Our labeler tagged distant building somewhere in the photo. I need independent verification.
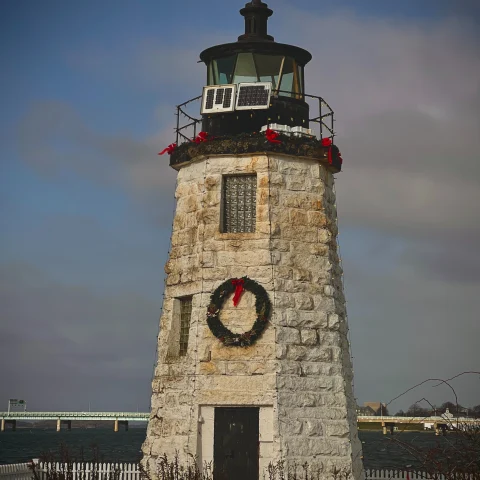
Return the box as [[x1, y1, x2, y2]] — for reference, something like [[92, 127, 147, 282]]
[[363, 402, 387, 416], [356, 405, 376, 416]]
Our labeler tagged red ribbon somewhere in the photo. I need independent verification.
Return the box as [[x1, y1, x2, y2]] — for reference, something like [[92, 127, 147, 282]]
[[321, 138, 343, 166], [193, 131, 209, 144], [321, 138, 333, 164], [231, 278, 245, 307], [265, 128, 282, 144], [158, 143, 176, 155]]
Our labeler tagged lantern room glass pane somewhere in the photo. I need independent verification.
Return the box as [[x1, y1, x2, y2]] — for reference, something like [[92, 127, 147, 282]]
[[253, 54, 283, 88], [223, 175, 257, 233], [212, 55, 236, 85], [279, 57, 295, 96], [232, 53, 258, 84]]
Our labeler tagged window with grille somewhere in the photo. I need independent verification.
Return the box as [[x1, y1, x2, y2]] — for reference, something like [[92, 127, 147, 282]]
[[222, 175, 257, 233], [179, 297, 192, 356]]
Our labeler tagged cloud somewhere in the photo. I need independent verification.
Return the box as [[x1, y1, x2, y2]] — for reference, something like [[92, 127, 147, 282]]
[[16, 100, 178, 202], [0, 263, 159, 411]]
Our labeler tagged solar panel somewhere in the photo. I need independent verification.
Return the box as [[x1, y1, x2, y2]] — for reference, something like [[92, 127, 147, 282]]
[[235, 82, 272, 110], [201, 85, 236, 114]]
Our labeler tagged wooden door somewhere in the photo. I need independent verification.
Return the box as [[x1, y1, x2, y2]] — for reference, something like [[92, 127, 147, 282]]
[[213, 407, 259, 480]]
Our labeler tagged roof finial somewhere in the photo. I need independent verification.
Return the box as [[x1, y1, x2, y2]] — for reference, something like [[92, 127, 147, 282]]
[[239, 0, 274, 42]]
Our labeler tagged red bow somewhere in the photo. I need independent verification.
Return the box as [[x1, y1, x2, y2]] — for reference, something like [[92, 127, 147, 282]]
[[265, 128, 282, 144], [231, 278, 245, 307], [158, 143, 177, 155], [193, 131, 209, 144], [321, 138, 333, 164]]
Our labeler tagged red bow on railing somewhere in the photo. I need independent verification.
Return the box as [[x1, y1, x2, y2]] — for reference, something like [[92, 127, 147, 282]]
[[231, 278, 245, 307], [265, 128, 282, 144], [193, 131, 210, 144], [321, 137, 333, 164], [158, 143, 177, 155]]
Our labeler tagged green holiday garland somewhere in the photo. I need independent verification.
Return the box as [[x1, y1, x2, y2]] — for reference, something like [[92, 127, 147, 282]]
[[169, 131, 343, 172], [206, 276, 271, 347]]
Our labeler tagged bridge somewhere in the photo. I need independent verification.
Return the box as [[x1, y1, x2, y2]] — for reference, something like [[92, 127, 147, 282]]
[[1, 412, 478, 433], [0, 412, 149, 432], [357, 415, 480, 435]]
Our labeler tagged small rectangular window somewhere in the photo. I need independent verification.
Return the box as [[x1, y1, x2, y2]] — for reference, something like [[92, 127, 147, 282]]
[[222, 175, 257, 233], [179, 297, 193, 356]]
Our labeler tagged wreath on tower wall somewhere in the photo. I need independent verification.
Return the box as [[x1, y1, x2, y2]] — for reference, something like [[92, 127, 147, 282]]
[[206, 276, 271, 347]]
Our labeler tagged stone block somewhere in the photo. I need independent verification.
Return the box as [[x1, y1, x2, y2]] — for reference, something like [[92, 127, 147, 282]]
[[277, 160, 310, 176], [301, 362, 335, 376], [283, 437, 349, 457], [324, 285, 335, 297], [287, 345, 332, 362], [276, 326, 301, 344], [277, 360, 301, 375], [328, 313, 341, 330], [325, 422, 350, 438], [304, 419, 324, 436], [289, 209, 308, 226], [313, 295, 336, 313], [305, 176, 324, 193], [275, 292, 295, 308], [205, 174, 221, 190], [282, 419, 303, 436], [226, 361, 249, 375], [293, 268, 312, 281], [199, 361, 224, 375], [294, 293, 314, 310], [200, 251, 215, 268], [257, 187, 269, 205], [286, 175, 306, 191], [197, 207, 219, 224], [300, 329, 318, 345], [177, 194, 198, 214], [318, 229, 332, 244], [308, 211, 328, 227], [269, 172, 285, 186], [275, 266, 293, 279], [202, 267, 228, 280]]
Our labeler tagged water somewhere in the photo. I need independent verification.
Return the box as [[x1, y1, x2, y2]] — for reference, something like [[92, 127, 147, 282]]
[[0, 428, 451, 469]]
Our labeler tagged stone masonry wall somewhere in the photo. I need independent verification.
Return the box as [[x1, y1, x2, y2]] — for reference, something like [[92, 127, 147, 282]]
[[142, 153, 363, 479]]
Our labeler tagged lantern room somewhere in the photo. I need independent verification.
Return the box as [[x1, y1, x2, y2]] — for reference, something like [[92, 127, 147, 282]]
[[199, 0, 312, 137]]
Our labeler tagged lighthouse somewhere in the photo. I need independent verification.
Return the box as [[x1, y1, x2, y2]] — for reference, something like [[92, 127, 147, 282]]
[[142, 2, 364, 479]]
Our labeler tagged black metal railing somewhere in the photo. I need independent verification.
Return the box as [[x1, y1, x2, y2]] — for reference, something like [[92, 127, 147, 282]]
[[174, 90, 334, 145]]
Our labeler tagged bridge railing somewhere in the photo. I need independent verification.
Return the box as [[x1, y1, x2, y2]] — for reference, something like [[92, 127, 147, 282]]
[[0, 413, 150, 420]]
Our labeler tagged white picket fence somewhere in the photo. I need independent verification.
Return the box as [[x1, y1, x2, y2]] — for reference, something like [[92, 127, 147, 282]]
[[0, 462, 141, 480], [0, 462, 35, 480], [0, 463, 476, 480]]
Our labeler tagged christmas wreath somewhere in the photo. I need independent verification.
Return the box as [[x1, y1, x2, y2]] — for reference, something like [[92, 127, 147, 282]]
[[206, 277, 271, 347]]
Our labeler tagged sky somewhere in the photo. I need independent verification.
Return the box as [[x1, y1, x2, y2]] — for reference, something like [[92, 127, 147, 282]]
[[1, 0, 479, 415]]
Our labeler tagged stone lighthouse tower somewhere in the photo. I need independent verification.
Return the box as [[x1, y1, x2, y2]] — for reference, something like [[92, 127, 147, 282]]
[[142, 2, 364, 479]]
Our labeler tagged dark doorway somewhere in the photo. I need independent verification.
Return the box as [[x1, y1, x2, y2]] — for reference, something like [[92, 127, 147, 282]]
[[213, 407, 259, 480]]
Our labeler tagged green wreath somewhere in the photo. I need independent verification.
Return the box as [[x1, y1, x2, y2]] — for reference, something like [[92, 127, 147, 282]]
[[206, 276, 271, 347]]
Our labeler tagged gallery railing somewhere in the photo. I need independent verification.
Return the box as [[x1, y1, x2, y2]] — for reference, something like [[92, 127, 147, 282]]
[[174, 90, 334, 146]]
